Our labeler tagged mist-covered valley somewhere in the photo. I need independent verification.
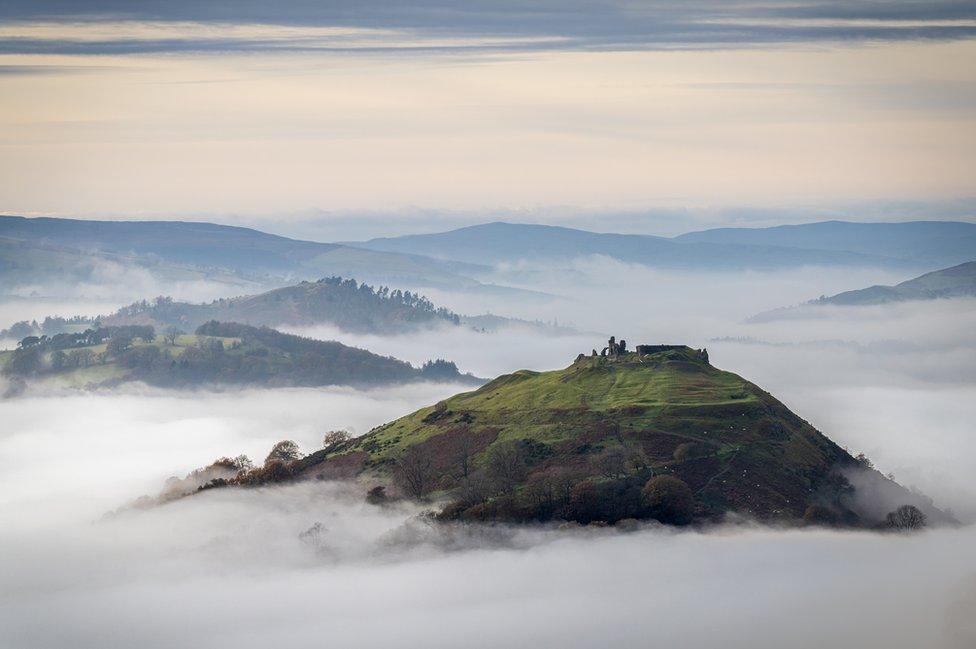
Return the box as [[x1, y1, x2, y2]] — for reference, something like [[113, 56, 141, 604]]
[[5, 1, 976, 642], [2, 249, 976, 648], [2, 385, 976, 649]]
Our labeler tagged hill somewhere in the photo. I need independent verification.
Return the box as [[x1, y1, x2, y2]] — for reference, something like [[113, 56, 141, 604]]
[[0, 235, 261, 295], [346, 221, 921, 270], [201, 345, 950, 529], [749, 261, 976, 321], [0, 215, 502, 293], [101, 277, 462, 335], [0, 321, 481, 394], [676, 220, 976, 268]]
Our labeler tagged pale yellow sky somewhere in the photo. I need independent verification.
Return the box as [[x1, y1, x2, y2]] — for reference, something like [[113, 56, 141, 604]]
[[1, 34, 974, 218]]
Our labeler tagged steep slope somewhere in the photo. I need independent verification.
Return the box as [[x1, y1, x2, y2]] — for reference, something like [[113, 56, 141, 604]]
[[677, 220, 976, 267], [102, 277, 462, 335], [347, 222, 914, 270], [289, 347, 950, 527], [749, 261, 976, 321]]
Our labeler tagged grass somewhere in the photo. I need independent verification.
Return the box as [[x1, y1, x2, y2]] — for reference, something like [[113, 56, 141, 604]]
[[351, 348, 759, 463], [1, 334, 242, 386], [316, 345, 860, 522]]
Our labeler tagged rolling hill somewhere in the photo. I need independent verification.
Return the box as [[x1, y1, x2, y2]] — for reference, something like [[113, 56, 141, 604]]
[[101, 277, 463, 335], [0, 215, 500, 293], [203, 345, 951, 528], [346, 221, 936, 270], [676, 220, 976, 267], [0, 321, 482, 394], [749, 261, 976, 321]]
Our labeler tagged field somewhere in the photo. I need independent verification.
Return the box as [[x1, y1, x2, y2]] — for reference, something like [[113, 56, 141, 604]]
[[0, 334, 242, 388]]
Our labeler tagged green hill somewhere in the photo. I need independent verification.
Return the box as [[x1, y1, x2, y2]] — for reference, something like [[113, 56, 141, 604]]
[[273, 346, 950, 528], [102, 277, 462, 335], [0, 322, 481, 394]]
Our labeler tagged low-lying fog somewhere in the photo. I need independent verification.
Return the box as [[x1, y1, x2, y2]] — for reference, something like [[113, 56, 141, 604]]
[[3, 260, 975, 647], [2, 387, 975, 649]]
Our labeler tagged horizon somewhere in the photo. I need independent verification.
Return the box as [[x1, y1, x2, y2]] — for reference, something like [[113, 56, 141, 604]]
[[2, 1, 976, 236], [5, 210, 976, 243]]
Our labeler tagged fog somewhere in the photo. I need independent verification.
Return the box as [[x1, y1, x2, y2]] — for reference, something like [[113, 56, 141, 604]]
[[3, 259, 975, 647], [1, 387, 975, 649]]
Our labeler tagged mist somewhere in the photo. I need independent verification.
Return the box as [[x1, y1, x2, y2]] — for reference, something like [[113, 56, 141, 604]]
[[3, 257, 975, 647], [1, 386, 975, 649]]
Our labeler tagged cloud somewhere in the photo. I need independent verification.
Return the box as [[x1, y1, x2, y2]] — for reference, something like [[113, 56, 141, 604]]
[[2, 260, 976, 647], [0, 1, 974, 56], [1, 393, 974, 649]]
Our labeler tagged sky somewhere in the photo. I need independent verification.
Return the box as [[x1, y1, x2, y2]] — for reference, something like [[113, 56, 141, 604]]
[[0, 1, 974, 235]]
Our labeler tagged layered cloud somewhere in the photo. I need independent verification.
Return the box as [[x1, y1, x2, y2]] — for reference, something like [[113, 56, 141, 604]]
[[1, 1, 975, 56]]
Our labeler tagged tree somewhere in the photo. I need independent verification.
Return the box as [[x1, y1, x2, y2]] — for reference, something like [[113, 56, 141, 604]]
[[450, 433, 477, 483], [264, 440, 302, 465], [486, 440, 528, 494], [595, 445, 632, 479], [885, 504, 926, 531], [50, 349, 67, 371], [641, 475, 695, 525], [322, 430, 351, 450], [164, 326, 182, 346], [17, 335, 41, 349], [3, 347, 42, 377], [395, 446, 434, 500], [106, 333, 134, 357]]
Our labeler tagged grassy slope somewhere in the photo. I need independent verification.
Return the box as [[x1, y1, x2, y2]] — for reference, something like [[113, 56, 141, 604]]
[[312, 347, 851, 520], [0, 335, 240, 388]]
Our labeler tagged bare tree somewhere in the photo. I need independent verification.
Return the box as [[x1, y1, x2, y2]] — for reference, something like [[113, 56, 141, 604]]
[[885, 504, 926, 531], [486, 440, 528, 494], [164, 326, 182, 346], [451, 433, 476, 483], [395, 446, 435, 500]]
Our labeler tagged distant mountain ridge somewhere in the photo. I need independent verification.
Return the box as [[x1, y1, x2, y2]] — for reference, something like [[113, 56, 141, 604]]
[[749, 261, 976, 321], [0, 215, 508, 294], [676, 220, 976, 267], [347, 220, 974, 271]]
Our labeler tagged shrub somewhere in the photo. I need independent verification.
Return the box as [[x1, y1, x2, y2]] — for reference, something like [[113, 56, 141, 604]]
[[366, 485, 388, 505], [641, 475, 695, 525]]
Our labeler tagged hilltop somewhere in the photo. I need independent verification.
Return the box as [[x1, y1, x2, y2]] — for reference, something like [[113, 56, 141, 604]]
[[750, 260, 976, 321], [197, 344, 950, 529], [0, 321, 481, 394], [3, 276, 579, 340], [101, 277, 462, 335]]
